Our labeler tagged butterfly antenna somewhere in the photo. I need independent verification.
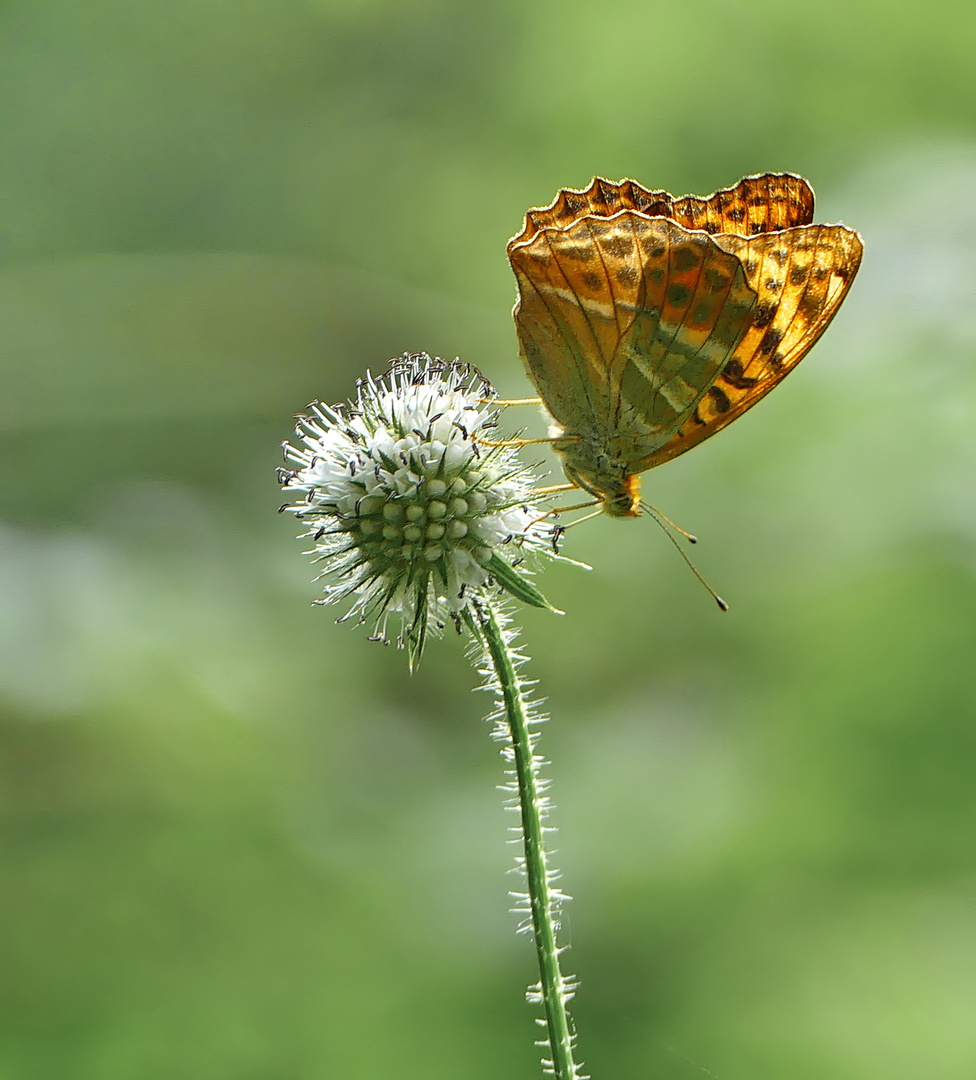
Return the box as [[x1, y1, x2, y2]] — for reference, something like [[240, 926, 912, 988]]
[[640, 502, 728, 611], [639, 500, 697, 543]]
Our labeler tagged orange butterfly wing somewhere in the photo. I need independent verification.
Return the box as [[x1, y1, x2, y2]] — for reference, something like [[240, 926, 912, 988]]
[[507, 173, 862, 497], [515, 172, 815, 245], [638, 222, 863, 470], [668, 172, 815, 235], [509, 212, 759, 458]]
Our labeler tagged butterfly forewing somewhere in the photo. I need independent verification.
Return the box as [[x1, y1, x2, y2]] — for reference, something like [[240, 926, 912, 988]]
[[640, 223, 863, 469], [612, 217, 757, 444]]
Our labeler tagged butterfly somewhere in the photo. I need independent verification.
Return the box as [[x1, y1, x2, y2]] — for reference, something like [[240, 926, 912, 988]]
[[507, 173, 862, 517]]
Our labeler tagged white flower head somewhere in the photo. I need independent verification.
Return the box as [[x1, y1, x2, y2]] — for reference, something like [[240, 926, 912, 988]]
[[279, 353, 559, 668]]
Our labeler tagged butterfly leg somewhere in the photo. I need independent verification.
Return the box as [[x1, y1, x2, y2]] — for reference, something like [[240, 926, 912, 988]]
[[478, 397, 543, 406], [542, 505, 608, 551], [528, 499, 601, 531], [545, 500, 601, 514], [477, 435, 580, 448], [557, 507, 605, 528]]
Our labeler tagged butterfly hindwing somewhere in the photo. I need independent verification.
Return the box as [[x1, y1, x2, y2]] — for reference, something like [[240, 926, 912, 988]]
[[668, 173, 815, 236], [513, 173, 814, 248], [510, 212, 760, 455], [510, 221, 616, 433], [517, 178, 675, 247]]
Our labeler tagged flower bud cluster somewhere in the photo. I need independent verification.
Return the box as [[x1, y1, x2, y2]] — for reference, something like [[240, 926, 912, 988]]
[[279, 353, 555, 666], [344, 472, 494, 572]]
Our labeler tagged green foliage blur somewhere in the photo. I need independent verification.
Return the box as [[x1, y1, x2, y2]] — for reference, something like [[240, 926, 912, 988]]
[[2, 0, 975, 1076]]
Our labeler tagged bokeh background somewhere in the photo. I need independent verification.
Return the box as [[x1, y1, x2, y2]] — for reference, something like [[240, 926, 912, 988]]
[[2, 1, 975, 1077]]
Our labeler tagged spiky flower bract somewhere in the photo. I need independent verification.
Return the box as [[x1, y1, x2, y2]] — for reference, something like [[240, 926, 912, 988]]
[[278, 353, 557, 669]]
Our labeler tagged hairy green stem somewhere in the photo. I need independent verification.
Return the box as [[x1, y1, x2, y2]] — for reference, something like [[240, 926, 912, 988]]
[[465, 600, 582, 1080]]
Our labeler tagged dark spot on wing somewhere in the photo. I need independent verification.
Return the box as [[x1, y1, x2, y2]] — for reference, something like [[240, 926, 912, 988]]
[[758, 327, 784, 357], [799, 292, 822, 319], [603, 234, 634, 257], [707, 385, 732, 412], [720, 358, 760, 389], [704, 268, 731, 292], [673, 244, 701, 271], [562, 243, 594, 262], [667, 283, 691, 306], [640, 236, 667, 258]]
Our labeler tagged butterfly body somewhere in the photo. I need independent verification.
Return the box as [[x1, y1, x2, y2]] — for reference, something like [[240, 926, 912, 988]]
[[507, 174, 862, 515], [550, 428, 643, 517]]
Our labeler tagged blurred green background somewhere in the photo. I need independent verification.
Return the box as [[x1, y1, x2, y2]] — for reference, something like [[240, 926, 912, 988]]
[[2, 0, 975, 1077]]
